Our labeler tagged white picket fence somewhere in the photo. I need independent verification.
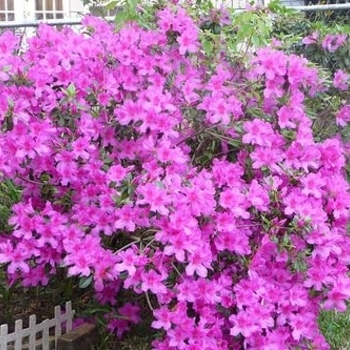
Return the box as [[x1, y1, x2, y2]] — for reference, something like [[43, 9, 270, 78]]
[[0, 301, 75, 350]]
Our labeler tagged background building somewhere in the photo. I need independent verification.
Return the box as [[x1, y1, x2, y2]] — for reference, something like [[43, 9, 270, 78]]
[[0, 0, 268, 24], [0, 0, 87, 22]]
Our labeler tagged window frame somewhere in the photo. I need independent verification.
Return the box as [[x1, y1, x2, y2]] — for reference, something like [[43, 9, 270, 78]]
[[0, 0, 16, 21], [34, 0, 66, 20]]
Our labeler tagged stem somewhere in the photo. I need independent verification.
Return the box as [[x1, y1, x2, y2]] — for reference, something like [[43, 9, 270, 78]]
[[113, 240, 140, 255], [176, 124, 221, 147], [18, 176, 67, 188], [145, 238, 156, 250], [145, 291, 154, 311], [171, 263, 184, 281]]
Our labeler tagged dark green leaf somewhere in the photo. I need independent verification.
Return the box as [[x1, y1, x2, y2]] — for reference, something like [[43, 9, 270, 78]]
[[79, 275, 93, 289]]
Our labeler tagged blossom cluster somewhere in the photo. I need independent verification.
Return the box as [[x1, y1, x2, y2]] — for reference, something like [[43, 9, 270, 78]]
[[0, 5, 350, 349], [302, 31, 347, 53]]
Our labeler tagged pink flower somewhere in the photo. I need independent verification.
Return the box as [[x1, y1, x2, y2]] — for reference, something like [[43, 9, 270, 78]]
[[302, 31, 319, 45], [230, 311, 260, 338], [214, 230, 251, 255], [322, 34, 347, 52], [253, 48, 287, 80], [157, 7, 177, 32], [336, 105, 350, 127], [97, 92, 110, 105], [247, 179, 270, 211], [65, 251, 91, 277], [107, 317, 130, 338], [207, 97, 231, 125], [277, 106, 297, 129], [141, 270, 167, 294], [157, 141, 187, 165], [301, 173, 326, 199], [289, 285, 308, 307], [251, 146, 283, 170], [137, 183, 171, 215], [22, 266, 49, 287], [114, 247, 140, 277], [91, 210, 114, 236], [333, 69, 349, 91], [71, 137, 95, 160], [242, 119, 275, 147], [0, 243, 31, 274], [163, 231, 196, 262], [271, 38, 282, 48], [119, 303, 141, 324], [304, 259, 331, 291], [114, 99, 142, 126], [176, 278, 197, 302], [185, 246, 212, 278], [324, 277, 350, 311], [177, 30, 199, 55], [114, 205, 137, 232], [0, 241, 14, 264], [289, 313, 315, 341], [219, 188, 250, 219], [152, 306, 173, 330]]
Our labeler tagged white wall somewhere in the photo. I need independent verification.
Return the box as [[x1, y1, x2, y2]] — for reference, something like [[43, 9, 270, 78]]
[[66, 0, 88, 18], [3, 0, 87, 22]]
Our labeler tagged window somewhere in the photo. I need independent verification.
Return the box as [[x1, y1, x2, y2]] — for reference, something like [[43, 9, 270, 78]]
[[0, 0, 15, 21], [35, 0, 64, 20], [89, 3, 121, 18]]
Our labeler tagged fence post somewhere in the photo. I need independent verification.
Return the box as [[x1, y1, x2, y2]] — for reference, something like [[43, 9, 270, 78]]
[[65, 302, 74, 333], [42, 319, 50, 350], [0, 324, 8, 350], [28, 315, 36, 350], [54, 305, 62, 343], [13, 320, 22, 350]]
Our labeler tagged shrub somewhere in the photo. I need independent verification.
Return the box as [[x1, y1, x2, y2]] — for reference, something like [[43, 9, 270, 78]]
[[269, 2, 350, 74], [0, 4, 350, 349]]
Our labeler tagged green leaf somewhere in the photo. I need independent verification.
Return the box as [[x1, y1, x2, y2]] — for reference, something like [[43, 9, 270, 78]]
[[79, 275, 93, 289], [251, 35, 260, 47], [62, 83, 76, 99], [105, 0, 118, 11], [240, 24, 253, 37], [81, 304, 111, 315], [114, 9, 129, 29], [202, 39, 213, 56]]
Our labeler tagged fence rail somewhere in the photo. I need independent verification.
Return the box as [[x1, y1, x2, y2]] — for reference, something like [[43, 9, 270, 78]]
[[286, 2, 350, 10], [0, 17, 115, 29], [0, 301, 75, 350]]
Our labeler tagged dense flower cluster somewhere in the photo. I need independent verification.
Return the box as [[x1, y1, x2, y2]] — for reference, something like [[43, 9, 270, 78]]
[[0, 5, 350, 349]]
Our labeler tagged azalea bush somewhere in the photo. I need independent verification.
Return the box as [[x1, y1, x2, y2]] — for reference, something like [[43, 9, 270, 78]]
[[270, 2, 350, 74], [301, 30, 350, 74], [269, 5, 350, 151], [1, 3, 350, 349]]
